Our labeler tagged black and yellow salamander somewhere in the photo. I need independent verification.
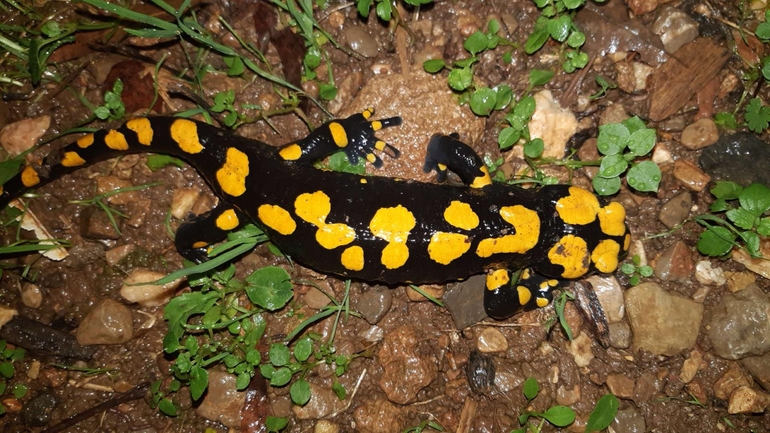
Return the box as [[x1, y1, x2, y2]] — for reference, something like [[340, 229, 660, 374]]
[[0, 111, 630, 319]]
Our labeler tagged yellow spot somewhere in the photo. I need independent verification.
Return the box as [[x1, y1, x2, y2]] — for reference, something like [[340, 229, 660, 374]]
[[486, 269, 509, 291], [171, 118, 204, 154], [548, 279, 558, 287], [295, 191, 357, 250], [598, 202, 627, 236], [317, 223, 356, 249], [105, 130, 129, 150], [370, 205, 416, 269], [521, 268, 531, 280], [548, 235, 589, 279], [362, 109, 373, 119], [329, 122, 348, 148], [437, 163, 447, 171], [556, 186, 600, 225], [539, 281, 550, 290], [61, 151, 86, 167], [375, 140, 386, 150], [126, 118, 153, 145], [258, 204, 296, 235], [591, 239, 621, 273], [360, 179, 367, 184], [279, 143, 302, 161], [341, 246, 364, 271], [366, 154, 376, 163], [476, 205, 540, 257], [470, 166, 492, 188], [536, 297, 550, 308], [517, 286, 532, 306], [21, 166, 40, 187], [371, 120, 382, 131], [444, 201, 479, 230], [216, 147, 249, 197], [216, 209, 240, 231], [624, 234, 631, 251], [192, 241, 208, 249], [77, 134, 94, 149], [428, 232, 471, 265]]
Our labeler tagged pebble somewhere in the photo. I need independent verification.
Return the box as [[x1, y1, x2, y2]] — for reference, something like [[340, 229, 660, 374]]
[[443, 275, 486, 329], [624, 282, 703, 356], [731, 241, 770, 280], [724, 271, 756, 293], [606, 373, 635, 398], [658, 191, 691, 229], [556, 384, 581, 406], [586, 275, 625, 322], [672, 159, 711, 192], [700, 133, 770, 186], [608, 321, 632, 349], [691, 285, 711, 304], [358, 325, 384, 343], [706, 284, 770, 360], [525, 90, 578, 159], [568, 332, 594, 367], [694, 261, 726, 285], [80, 206, 122, 240], [650, 6, 700, 53], [0, 115, 50, 157], [652, 141, 674, 165], [344, 26, 379, 58], [353, 397, 406, 433], [76, 299, 134, 345], [120, 268, 183, 307], [20, 392, 58, 427], [406, 284, 444, 302], [293, 382, 346, 419], [315, 420, 340, 433], [680, 349, 703, 383], [304, 286, 332, 310], [741, 352, 770, 391], [170, 188, 201, 219], [196, 372, 245, 427], [680, 118, 719, 150], [105, 244, 136, 267], [653, 241, 694, 282], [353, 285, 392, 325], [476, 327, 508, 353], [728, 385, 770, 414], [612, 406, 646, 433], [714, 362, 754, 400], [377, 325, 438, 404], [20, 282, 42, 309], [615, 61, 654, 93]]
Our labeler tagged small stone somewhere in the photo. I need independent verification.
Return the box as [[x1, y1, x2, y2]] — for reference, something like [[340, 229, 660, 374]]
[[681, 118, 719, 150], [653, 241, 694, 282], [742, 352, 770, 391], [658, 191, 692, 229], [20, 283, 42, 309], [105, 244, 136, 267], [344, 26, 379, 58], [76, 299, 134, 345], [170, 188, 201, 219], [700, 133, 770, 186], [606, 373, 635, 399], [378, 325, 438, 404], [304, 286, 332, 310], [80, 206, 121, 240], [625, 282, 703, 356], [127, 198, 152, 228], [608, 322, 632, 349], [525, 90, 577, 159], [120, 268, 183, 307], [20, 392, 58, 427], [315, 420, 340, 433], [706, 284, 770, 360], [724, 271, 756, 293], [568, 332, 594, 367], [673, 159, 711, 192], [96, 176, 138, 205], [612, 407, 646, 433], [732, 240, 770, 280], [443, 275, 486, 329], [691, 285, 712, 304], [0, 116, 50, 157], [615, 61, 654, 93], [476, 327, 508, 353], [196, 372, 245, 427], [652, 142, 674, 165], [728, 385, 770, 414], [293, 382, 346, 419], [353, 286, 392, 325], [586, 275, 625, 322], [694, 261, 726, 285], [680, 350, 703, 383], [406, 284, 444, 302], [599, 104, 628, 126], [353, 398, 405, 433], [651, 6, 700, 54], [714, 362, 753, 400]]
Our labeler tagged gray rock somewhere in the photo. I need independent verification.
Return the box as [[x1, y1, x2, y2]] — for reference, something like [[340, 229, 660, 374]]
[[700, 133, 770, 186], [196, 372, 245, 427], [21, 392, 58, 427], [707, 284, 770, 360], [658, 191, 692, 229], [742, 352, 770, 392], [443, 275, 487, 329], [76, 299, 133, 345], [353, 285, 392, 325], [612, 406, 647, 433]]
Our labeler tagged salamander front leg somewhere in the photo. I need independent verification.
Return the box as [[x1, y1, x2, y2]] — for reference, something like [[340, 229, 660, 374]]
[[277, 109, 402, 167], [423, 133, 492, 188], [175, 205, 245, 263], [484, 268, 560, 320]]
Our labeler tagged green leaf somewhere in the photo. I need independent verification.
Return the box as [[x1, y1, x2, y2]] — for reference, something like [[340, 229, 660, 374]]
[[738, 183, 770, 216], [224, 56, 245, 76], [269, 343, 291, 367], [357, 0, 373, 17], [714, 112, 738, 129], [493, 84, 512, 110], [597, 154, 628, 178], [710, 181, 742, 200], [319, 83, 337, 101], [158, 398, 178, 416], [236, 372, 251, 390], [513, 96, 536, 120], [524, 138, 544, 158], [525, 24, 549, 54], [266, 416, 289, 432], [626, 161, 661, 193], [448, 67, 473, 91], [189, 365, 209, 400], [547, 15, 571, 42], [756, 21, 770, 41], [542, 405, 576, 427], [523, 377, 539, 400], [245, 266, 293, 311], [146, 154, 185, 171], [332, 381, 347, 400], [585, 394, 619, 432], [566, 30, 585, 48], [464, 31, 489, 56], [11, 383, 27, 398], [697, 226, 736, 257], [592, 176, 621, 196], [375, 0, 392, 21], [758, 217, 770, 236], [0, 158, 24, 186], [597, 123, 629, 155], [163, 291, 220, 353], [498, 127, 520, 150], [271, 367, 293, 386], [741, 231, 761, 257], [626, 128, 656, 156], [487, 19, 500, 35], [529, 69, 554, 87], [294, 337, 313, 362], [563, 0, 585, 9], [745, 98, 770, 133], [290, 378, 312, 405], [423, 59, 445, 73], [726, 208, 757, 231], [470, 87, 497, 116]]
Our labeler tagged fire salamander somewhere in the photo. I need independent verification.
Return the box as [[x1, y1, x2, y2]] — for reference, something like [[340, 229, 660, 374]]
[[0, 111, 630, 319]]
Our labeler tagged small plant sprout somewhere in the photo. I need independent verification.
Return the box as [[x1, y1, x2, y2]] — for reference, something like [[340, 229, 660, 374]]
[[620, 255, 653, 285]]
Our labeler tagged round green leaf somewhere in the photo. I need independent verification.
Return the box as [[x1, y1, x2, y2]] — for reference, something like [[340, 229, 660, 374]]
[[529, 69, 554, 87], [448, 67, 473, 91], [294, 337, 313, 362], [592, 176, 621, 196], [470, 87, 497, 116], [566, 30, 585, 48], [290, 378, 312, 405], [464, 31, 489, 56], [493, 84, 513, 110], [542, 405, 576, 427], [627, 128, 656, 156], [586, 394, 619, 432], [597, 123, 629, 155], [547, 15, 571, 42], [236, 372, 251, 390], [498, 127, 520, 150], [270, 367, 293, 387], [524, 138, 544, 158], [423, 59, 445, 73], [697, 226, 736, 257], [269, 343, 291, 367], [597, 154, 628, 178], [523, 377, 539, 400], [245, 266, 293, 311], [514, 96, 537, 119], [627, 161, 661, 193]]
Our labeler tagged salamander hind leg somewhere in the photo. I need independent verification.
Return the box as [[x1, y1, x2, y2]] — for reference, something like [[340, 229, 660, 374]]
[[277, 109, 402, 167], [423, 133, 492, 188], [484, 268, 560, 320], [175, 205, 245, 263]]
